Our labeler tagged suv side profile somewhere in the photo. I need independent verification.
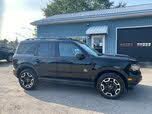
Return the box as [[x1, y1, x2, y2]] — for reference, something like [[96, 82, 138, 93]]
[[13, 38, 142, 99]]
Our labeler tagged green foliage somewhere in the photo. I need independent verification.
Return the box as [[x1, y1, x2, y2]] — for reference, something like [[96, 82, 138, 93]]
[[115, 2, 127, 8], [0, 38, 19, 49], [42, 0, 126, 17], [0, 39, 8, 47]]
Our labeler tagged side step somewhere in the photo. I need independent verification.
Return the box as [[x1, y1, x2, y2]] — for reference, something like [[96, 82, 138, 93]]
[[39, 77, 95, 87]]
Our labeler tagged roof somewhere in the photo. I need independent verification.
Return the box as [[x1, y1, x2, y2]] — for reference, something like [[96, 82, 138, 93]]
[[31, 4, 152, 26]]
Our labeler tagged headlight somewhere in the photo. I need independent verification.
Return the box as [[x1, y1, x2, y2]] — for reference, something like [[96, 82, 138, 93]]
[[130, 64, 140, 71]]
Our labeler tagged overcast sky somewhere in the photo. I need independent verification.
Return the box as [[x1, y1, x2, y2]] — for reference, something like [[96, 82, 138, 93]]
[[1, 0, 152, 41]]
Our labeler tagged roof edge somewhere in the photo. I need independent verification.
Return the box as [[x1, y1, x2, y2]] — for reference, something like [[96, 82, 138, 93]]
[[31, 11, 152, 26]]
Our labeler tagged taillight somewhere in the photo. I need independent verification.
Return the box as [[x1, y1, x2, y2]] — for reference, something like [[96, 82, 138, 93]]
[[12, 58, 18, 67]]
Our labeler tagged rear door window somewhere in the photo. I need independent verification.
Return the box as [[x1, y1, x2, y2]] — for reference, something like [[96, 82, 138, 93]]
[[37, 43, 49, 57], [49, 42, 56, 57], [37, 42, 56, 57]]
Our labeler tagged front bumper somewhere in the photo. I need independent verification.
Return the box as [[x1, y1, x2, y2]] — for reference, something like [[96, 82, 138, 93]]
[[127, 71, 142, 88]]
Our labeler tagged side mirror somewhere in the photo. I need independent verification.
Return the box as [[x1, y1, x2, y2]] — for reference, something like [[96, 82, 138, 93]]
[[76, 53, 85, 60]]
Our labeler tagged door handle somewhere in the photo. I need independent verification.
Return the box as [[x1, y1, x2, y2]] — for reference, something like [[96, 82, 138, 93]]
[[35, 59, 40, 63]]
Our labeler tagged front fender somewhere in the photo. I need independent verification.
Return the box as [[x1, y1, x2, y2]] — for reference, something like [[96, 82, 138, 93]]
[[93, 66, 128, 81]]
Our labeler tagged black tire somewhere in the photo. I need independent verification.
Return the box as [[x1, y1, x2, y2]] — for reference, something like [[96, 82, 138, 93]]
[[96, 73, 126, 99], [18, 69, 39, 90], [6, 55, 13, 62]]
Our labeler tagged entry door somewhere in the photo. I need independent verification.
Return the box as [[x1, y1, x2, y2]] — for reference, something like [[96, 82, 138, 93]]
[[91, 35, 105, 54]]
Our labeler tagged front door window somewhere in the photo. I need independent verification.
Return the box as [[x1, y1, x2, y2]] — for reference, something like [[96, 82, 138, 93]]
[[59, 42, 82, 57]]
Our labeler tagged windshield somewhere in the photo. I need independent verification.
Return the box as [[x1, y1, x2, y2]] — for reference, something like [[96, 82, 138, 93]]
[[79, 43, 101, 56]]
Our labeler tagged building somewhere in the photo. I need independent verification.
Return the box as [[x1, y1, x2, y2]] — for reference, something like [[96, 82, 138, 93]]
[[31, 4, 152, 62]]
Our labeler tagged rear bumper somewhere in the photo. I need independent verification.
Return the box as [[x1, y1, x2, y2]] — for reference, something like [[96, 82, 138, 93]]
[[127, 72, 142, 88]]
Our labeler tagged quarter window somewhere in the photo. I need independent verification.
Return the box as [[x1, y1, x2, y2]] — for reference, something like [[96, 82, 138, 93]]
[[59, 42, 82, 57], [17, 43, 37, 55]]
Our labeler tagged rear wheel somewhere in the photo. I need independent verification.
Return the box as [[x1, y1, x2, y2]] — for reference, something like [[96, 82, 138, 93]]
[[97, 73, 126, 99], [18, 69, 39, 90]]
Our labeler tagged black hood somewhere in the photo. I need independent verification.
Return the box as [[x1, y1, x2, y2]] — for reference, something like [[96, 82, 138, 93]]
[[99, 54, 137, 62]]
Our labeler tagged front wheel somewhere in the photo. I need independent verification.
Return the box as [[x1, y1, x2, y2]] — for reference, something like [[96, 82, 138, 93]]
[[97, 73, 126, 99], [18, 69, 39, 90]]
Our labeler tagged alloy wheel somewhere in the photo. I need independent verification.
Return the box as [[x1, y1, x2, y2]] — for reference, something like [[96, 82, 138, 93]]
[[100, 78, 121, 97], [20, 72, 34, 89]]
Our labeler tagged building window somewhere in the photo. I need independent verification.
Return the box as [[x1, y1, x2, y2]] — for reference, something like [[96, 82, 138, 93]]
[[91, 35, 105, 54], [137, 43, 151, 47], [120, 43, 134, 47], [120, 42, 152, 47]]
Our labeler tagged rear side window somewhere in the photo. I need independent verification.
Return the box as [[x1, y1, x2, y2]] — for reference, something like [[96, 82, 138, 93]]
[[37, 42, 56, 57], [17, 43, 37, 55], [49, 42, 56, 57]]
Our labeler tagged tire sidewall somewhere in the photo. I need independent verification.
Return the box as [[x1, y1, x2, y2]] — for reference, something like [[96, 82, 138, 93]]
[[97, 73, 126, 99], [18, 69, 38, 90]]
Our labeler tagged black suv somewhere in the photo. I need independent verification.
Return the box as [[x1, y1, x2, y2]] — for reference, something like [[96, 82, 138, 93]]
[[0, 47, 14, 62], [13, 38, 142, 99]]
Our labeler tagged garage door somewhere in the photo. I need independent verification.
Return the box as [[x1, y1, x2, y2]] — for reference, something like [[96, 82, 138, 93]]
[[117, 27, 152, 62]]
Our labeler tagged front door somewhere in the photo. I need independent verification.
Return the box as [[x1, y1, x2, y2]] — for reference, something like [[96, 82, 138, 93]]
[[91, 35, 105, 54], [56, 41, 93, 79]]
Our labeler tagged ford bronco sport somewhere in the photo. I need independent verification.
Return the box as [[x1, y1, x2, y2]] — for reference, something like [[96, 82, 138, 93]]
[[13, 38, 142, 99]]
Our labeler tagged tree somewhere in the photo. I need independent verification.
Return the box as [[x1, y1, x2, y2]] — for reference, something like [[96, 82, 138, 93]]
[[42, 0, 126, 17], [0, 38, 19, 49], [115, 2, 127, 8], [0, 39, 8, 47]]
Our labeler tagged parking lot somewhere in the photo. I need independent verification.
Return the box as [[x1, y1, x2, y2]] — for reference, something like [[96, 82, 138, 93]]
[[0, 61, 152, 114]]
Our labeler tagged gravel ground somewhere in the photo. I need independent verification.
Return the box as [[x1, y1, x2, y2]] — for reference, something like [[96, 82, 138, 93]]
[[0, 61, 152, 114]]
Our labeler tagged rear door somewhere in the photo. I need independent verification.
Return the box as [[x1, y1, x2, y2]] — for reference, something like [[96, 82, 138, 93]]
[[35, 42, 56, 77]]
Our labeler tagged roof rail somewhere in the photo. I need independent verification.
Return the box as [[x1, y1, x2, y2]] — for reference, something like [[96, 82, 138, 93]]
[[26, 37, 74, 41], [26, 38, 36, 40]]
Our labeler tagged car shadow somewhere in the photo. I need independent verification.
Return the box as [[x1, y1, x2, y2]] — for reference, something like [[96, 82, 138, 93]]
[[25, 80, 152, 113], [0, 60, 12, 67]]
